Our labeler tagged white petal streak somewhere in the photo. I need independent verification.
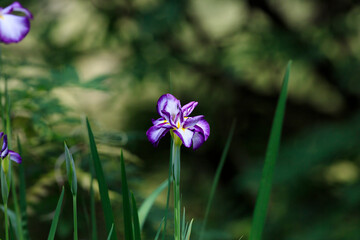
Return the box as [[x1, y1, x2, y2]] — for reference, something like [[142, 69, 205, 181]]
[[0, 14, 30, 43], [174, 128, 194, 148]]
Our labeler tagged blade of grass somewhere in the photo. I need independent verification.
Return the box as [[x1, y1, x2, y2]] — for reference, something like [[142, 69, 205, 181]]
[[11, 171, 23, 240], [90, 164, 98, 240], [154, 218, 165, 240], [86, 118, 117, 240], [107, 224, 115, 240], [47, 187, 65, 240], [199, 120, 236, 240], [138, 180, 168, 230], [184, 219, 193, 240], [0, 205, 19, 240], [17, 137, 30, 240], [131, 193, 141, 240], [120, 150, 134, 240], [249, 61, 292, 240]]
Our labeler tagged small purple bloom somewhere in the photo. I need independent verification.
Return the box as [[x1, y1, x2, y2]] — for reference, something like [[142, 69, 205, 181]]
[[147, 94, 210, 150], [0, 2, 33, 44], [0, 132, 21, 163]]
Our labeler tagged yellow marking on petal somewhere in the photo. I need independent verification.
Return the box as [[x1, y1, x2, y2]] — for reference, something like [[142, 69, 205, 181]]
[[0, 15, 4, 20], [177, 122, 180, 128]]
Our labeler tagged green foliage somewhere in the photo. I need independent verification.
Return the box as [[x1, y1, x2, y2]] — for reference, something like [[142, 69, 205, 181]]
[[249, 62, 291, 240], [86, 118, 117, 240], [47, 187, 65, 240], [64, 142, 77, 196]]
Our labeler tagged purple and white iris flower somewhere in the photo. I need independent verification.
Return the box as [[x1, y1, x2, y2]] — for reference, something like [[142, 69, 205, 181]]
[[0, 2, 33, 44], [147, 94, 210, 150], [0, 132, 21, 163]]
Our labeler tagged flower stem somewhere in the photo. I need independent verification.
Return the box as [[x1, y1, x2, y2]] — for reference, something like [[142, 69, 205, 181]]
[[4, 202, 9, 240], [73, 195, 78, 240], [172, 138, 181, 240]]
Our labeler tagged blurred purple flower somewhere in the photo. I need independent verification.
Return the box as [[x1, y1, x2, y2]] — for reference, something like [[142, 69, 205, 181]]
[[0, 132, 21, 163], [0, 1, 33, 44], [147, 93, 210, 150]]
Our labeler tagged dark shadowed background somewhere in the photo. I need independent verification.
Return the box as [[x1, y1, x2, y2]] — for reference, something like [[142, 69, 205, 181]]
[[1, 0, 359, 239]]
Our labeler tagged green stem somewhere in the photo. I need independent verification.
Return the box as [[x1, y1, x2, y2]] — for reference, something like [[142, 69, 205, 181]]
[[73, 195, 78, 240], [172, 139, 181, 240], [4, 202, 9, 240]]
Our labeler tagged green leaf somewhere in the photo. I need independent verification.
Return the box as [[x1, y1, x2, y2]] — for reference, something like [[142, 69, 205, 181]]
[[86, 118, 117, 240], [90, 167, 98, 240], [107, 224, 115, 240], [249, 61, 292, 240], [131, 193, 141, 240], [120, 150, 134, 240], [154, 218, 165, 240], [17, 137, 30, 240], [199, 120, 236, 240], [47, 187, 65, 240], [64, 142, 77, 196], [138, 180, 168, 230], [184, 219, 193, 240], [0, 205, 19, 240]]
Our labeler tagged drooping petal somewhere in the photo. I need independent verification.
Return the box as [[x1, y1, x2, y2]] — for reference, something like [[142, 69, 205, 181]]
[[192, 132, 205, 150], [183, 115, 204, 129], [194, 119, 210, 141], [146, 125, 170, 147], [182, 101, 198, 117], [174, 128, 194, 148], [0, 14, 30, 44], [157, 94, 181, 123], [9, 150, 21, 163], [2, 2, 33, 19]]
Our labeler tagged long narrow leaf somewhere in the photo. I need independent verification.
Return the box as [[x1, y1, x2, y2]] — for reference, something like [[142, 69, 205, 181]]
[[86, 118, 117, 240], [47, 187, 65, 240], [184, 219, 194, 240], [199, 120, 236, 240], [11, 172, 23, 240], [249, 61, 292, 240], [154, 218, 165, 240], [162, 138, 173, 240], [120, 150, 134, 240], [107, 224, 115, 240], [0, 205, 19, 240], [131, 193, 141, 240], [138, 180, 168, 229], [90, 165, 98, 240], [64, 142, 77, 196], [17, 137, 30, 240]]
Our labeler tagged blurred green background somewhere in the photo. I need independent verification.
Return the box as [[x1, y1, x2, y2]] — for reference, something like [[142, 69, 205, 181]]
[[1, 0, 360, 239]]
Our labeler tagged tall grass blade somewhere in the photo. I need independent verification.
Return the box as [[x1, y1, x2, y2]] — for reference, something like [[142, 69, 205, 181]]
[[249, 61, 292, 240], [90, 165, 98, 240], [47, 187, 65, 240], [131, 193, 141, 240], [184, 219, 193, 240], [0, 205, 19, 240], [154, 218, 165, 240], [86, 118, 117, 240], [199, 120, 236, 240], [17, 137, 30, 240], [120, 150, 134, 240], [138, 180, 168, 229], [107, 224, 115, 240], [11, 172, 23, 240]]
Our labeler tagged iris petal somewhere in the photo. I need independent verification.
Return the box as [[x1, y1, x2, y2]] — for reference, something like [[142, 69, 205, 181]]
[[2, 2, 33, 18], [174, 128, 194, 148], [0, 14, 30, 44], [183, 115, 204, 129], [9, 150, 21, 163], [146, 125, 170, 147], [182, 101, 198, 117], [194, 119, 210, 140], [192, 132, 205, 150], [157, 94, 181, 121]]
